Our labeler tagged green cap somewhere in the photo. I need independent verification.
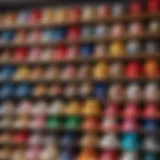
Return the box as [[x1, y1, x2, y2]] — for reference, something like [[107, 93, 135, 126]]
[[65, 116, 81, 129], [47, 116, 62, 129]]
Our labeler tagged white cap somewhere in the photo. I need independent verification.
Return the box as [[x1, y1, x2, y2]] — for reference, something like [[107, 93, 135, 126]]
[[100, 134, 120, 149], [120, 152, 139, 160], [126, 83, 141, 102], [48, 100, 64, 115]]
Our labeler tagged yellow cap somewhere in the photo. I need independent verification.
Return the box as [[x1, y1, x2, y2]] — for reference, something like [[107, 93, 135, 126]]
[[55, 8, 67, 23], [33, 84, 47, 97], [66, 101, 81, 115], [110, 41, 125, 56], [41, 8, 54, 24], [93, 62, 108, 80], [14, 66, 30, 81], [83, 99, 101, 116]]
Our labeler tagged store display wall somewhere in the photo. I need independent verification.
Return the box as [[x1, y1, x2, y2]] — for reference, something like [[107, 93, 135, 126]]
[[0, 0, 159, 159]]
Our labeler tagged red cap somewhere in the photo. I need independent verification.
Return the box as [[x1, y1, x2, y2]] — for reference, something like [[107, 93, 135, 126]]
[[148, 0, 160, 14], [100, 150, 118, 160], [129, 0, 143, 15], [29, 9, 41, 24], [104, 103, 120, 117], [68, 6, 81, 22], [52, 44, 67, 60], [12, 131, 28, 143], [144, 103, 159, 118], [83, 117, 100, 130], [67, 26, 80, 41], [125, 61, 143, 78], [123, 103, 141, 118], [14, 48, 28, 62]]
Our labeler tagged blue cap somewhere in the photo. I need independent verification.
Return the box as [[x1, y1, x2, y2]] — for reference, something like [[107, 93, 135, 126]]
[[0, 65, 15, 81], [60, 150, 74, 160], [61, 133, 75, 148], [16, 83, 32, 98], [144, 120, 158, 131], [80, 44, 94, 57], [94, 83, 107, 101], [53, 27, 66, 40], [0, 84, 15, 99], [121, 133, 140, 151], [1, 31, 15, 42]]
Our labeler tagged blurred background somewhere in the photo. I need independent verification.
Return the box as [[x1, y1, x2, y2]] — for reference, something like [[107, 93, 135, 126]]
[[0, 0, 159, 160]]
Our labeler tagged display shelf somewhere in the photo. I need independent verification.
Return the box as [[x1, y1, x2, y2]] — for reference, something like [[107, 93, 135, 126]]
[[0, 13, 159, 31], [0, 152, 159, 160], [0, 126, 159, 134], [0, 141, 160, 153], [0, 96, 160, 103], [0, 0, 159, 158], [0, 111, 160, 119], [0, 77, 160, 84], [0, 33, 159, 49], [0, 54, 160, 66]]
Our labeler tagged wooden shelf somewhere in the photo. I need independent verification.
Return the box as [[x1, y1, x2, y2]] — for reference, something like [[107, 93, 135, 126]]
[[0, 149, 159, 160], [0, 3, 159, 159], [0, 33, 159, 48], [0, 140, 160, 153], [0, 13, 159, 31], [0, 112, 160, 119], [0, 96, 160, 104], [0, 54, 160, 66], [0, 77, 159, 85], [0, 128, 159, 134]]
